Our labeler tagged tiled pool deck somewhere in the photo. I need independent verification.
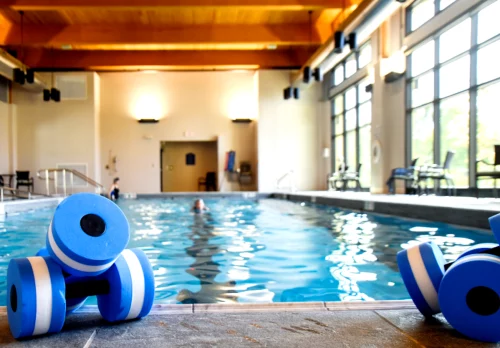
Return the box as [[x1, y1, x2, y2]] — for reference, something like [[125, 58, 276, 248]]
[[0, 302, 498, 347]]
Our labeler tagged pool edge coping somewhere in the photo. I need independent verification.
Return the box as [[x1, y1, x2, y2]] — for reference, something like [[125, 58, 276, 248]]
[[0, 301, 416, 315]]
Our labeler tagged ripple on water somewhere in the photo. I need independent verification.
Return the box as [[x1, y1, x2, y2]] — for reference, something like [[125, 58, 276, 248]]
[[0, 198, 494, 304]]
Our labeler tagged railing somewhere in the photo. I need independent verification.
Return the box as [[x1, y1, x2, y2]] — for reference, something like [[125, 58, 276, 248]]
[[0, 186, 50, 202], [36, 169, 104, 196], [276, 170, 296, 192]]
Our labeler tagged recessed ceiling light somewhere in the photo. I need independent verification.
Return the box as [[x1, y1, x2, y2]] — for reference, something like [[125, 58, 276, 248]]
[[61, 44, 72, 50], [267, 44, 277, 50]]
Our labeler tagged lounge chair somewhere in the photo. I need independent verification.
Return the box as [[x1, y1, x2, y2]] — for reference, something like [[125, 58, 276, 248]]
[[329, 164, 362, 191], [476, 145, 500, 197], [386, 158, 419, 194], [417, 151, 456, 196]]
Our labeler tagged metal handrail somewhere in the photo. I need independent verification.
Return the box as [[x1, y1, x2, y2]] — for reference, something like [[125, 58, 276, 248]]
[[36, 169, 104, 196], [0, 186, 50, 202], [276, 170, 296, 192]]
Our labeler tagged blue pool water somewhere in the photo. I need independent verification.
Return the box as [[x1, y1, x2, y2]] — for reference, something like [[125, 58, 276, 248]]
[[0, 198, 496, 304]]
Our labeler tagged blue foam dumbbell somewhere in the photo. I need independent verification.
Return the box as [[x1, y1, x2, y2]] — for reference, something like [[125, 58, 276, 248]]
[[97, 248, 155, 322], [397, 242, 499, 317], [46, 193, 130, 277], [397, 242, 445, 317], [7, 248, 155, 339], [7, 256, 66, 339], [37, 247, 88, 313], [439, 253, 500, 342]]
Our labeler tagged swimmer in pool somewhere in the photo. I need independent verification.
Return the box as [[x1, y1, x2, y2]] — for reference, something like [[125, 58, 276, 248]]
[[109, 177, 120, 201], [192, 199, 209, 213]]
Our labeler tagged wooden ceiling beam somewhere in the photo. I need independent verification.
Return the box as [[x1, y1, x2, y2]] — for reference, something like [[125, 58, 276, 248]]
[[21, 48, 311, 69], [0, 24, 322, 47], [5, 0, 345, 10]]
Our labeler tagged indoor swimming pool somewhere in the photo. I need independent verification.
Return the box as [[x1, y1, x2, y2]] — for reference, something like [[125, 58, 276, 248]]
[[0, 197, 495, 305]]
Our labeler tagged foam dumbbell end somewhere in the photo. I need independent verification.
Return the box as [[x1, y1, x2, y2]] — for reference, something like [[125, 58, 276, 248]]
[[7, 257, 66, 339], [36, 247, 88, 313], [397, 242, 444, 317], [47, 193, 129, 277], [98, 248, 155, 322], [458, 243, 499, 260], [439, 254, 500, 342]]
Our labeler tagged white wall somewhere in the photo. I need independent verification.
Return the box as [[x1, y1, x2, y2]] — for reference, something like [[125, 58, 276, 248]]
[[0, 101, 10, 174], [99, 71, 258, 193], [258, 70, 327, 192], [12, 72, 98, 193]]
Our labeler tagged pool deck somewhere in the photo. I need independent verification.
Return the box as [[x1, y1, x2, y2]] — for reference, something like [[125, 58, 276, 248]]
[[274, 191, 500, 229], [0, 302, 497, 347]]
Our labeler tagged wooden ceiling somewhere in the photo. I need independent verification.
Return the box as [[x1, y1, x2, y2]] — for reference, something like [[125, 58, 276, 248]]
[[0, 0, 361, 71]]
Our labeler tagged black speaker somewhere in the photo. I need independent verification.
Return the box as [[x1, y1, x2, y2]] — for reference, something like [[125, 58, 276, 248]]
[[51, 88, 61, 102], [293, 88, 300, 100], [333, 31, 344, 53], [284, 87, 292, 100], [347, 32, 358, 50], [313, 67, 322, 82], [43, 89, 51, 101], [303, 66, 312, 84], [13, 69, 25, 85], [25, 69, 35, 84]]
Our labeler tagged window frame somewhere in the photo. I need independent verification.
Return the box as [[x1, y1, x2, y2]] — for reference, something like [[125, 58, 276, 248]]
[[406, 0, 458, 35], [330, 77, 372, 188], [331, 40, 372, 87], [406, 0, 500, 188]]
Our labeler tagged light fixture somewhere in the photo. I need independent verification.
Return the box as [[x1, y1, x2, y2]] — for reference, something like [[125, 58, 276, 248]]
[[381, 49, 406, 83], [231, 119, 253, 123], [267, 44, 277, 50], [61, 44, 72, 50], [142, 70, 158, 74], [334, 31, 357, 53], [138, 119, 160, 124]]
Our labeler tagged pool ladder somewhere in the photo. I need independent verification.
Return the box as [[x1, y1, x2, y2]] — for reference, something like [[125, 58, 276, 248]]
[[276, 170, 296, 192], [36, 168, 104, 197]]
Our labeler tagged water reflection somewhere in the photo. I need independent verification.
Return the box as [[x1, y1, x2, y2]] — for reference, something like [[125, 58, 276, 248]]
[[177, 213, 237, 303]]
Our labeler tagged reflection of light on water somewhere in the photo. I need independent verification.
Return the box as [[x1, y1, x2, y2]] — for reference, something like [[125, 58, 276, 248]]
[[228, 267, 249, 281], [410, 226, 439, 233], [226, 289, 275, 303]]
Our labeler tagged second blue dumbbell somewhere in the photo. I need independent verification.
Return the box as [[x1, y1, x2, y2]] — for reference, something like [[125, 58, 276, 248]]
[[46, 193, 130, 277]]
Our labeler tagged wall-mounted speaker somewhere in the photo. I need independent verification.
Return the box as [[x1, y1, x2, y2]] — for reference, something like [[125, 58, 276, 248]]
[[43, 89, 51, 102], [284, 87, 292, 100], [25, 69, 35, 84], [334, 31, 358, 53], [313, 67, 322, 82], [303, 66, 312, 84], [13, 69, 25, 85], [51, 88, 61, 102], [333, 31, 345, 54], [293, 88, 300, 100]]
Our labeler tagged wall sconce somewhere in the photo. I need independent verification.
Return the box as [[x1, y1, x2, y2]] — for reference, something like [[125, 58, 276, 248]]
[[138, 119, 159, 124], [334, 31, 357, 53], [381, 49, 406, 83], [231, 118, 253, 123]]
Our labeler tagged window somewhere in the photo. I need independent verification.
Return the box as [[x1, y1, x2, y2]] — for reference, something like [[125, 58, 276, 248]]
[[331, 40, 372, 87], [476, 81, 500, 187], [358, 43, 372, 69], [330, 78, 372, 188], [407, 0, 500, 189], [411, 40, 435, 77], [407, 0, 461, 34], [410, 0, 435, 32], [345, 54, 357, 78], [334, 65, 344, 86], [439, 93, 470, 187]]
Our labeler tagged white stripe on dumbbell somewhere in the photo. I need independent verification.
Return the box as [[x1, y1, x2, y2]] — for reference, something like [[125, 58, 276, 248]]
[[122, 250, 145, 320], [450, 253, 500, 270], [407, 246, 440, 313], [27, 257, 53, 336], [48, 222, 117, 273]]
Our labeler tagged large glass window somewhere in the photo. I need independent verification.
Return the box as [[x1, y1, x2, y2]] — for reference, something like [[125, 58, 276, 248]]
[[477, 81, 500, 187], [407, 0, 500, 189], [331, 78, 372, 188], [408, 0, 459, 33], [331, 40, 372, 87]]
